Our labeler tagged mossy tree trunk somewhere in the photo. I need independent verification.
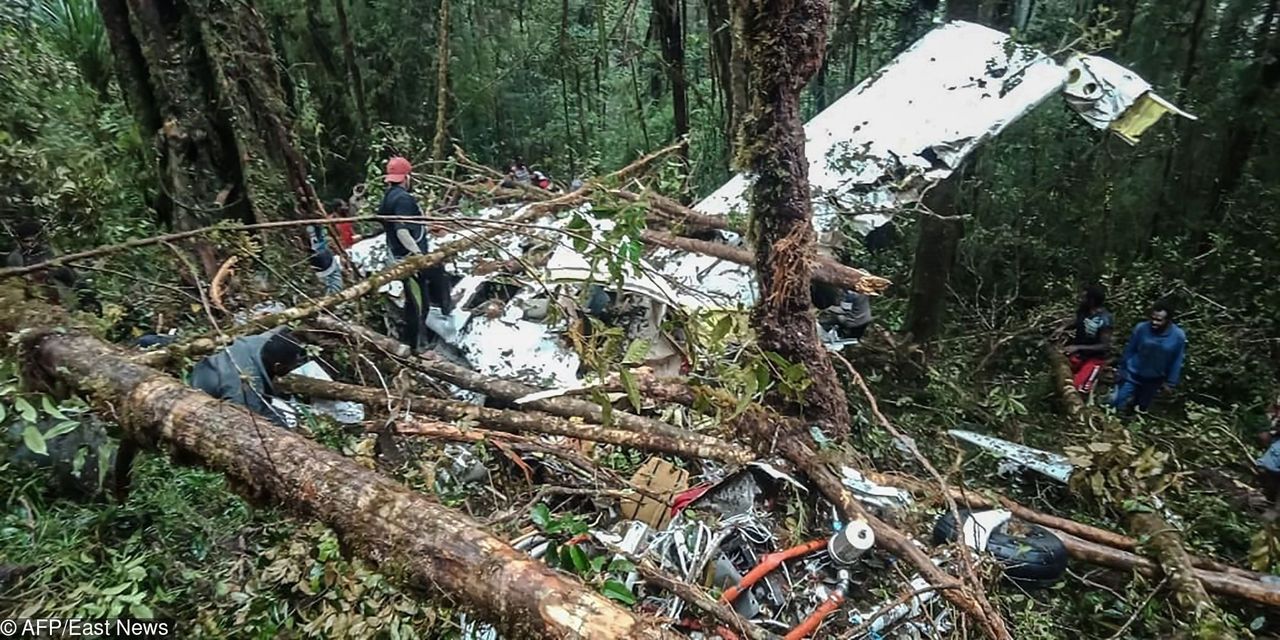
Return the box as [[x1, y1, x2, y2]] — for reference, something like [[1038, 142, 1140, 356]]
[[1045, 348, 1234, 635], [0, 282, 679, 640], [732, 0, 850, 437], [96, 0, 323, 275], [430, 0, 452, 162], [654, 0, 690, 185]]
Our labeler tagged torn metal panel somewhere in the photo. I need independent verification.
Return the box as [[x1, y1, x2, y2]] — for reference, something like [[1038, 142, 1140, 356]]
[[692, 20, 1193, 254], [695, 21, 1069, 241], [948, 429, 1075, 483], [1063, 54, 1197, 145], [453, 305, 582, 389], [840, 466, 915, 511]]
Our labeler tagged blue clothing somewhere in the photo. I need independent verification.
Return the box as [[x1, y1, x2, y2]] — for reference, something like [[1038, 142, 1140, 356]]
[[1118, 322, 1186, 387], [1258, 440, 1280, 473], [1111, 376, 1163, 412], [377, 184, 427, 259], [190, 329, 290, 426], [1070, 308, 1114, 349]]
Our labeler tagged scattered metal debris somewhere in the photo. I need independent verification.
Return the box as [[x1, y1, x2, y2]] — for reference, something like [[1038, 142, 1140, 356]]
[[948, 428, 1074, 484]]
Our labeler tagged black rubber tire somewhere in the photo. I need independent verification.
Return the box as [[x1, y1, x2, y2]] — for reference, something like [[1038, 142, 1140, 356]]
[[933, 510, 1069, 586]]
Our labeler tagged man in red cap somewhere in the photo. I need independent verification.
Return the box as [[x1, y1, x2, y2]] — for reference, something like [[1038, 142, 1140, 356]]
[[377, 156, 452, 351]]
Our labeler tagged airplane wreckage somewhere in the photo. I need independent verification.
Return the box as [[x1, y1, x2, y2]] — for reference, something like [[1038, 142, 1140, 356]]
[[13, 19, 1277, 640]]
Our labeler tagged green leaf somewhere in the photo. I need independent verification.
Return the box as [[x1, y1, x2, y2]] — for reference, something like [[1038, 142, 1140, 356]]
[[98, 441, 118, 491], [130, 603, 154, 619], [41, 396, 67, 420], [753, 363, 771, 394], [710, 315, 734, 343], [43, 420, 80, 440], [568, 214, 590, 252], [590, 555, 607, 574], [72, 446, 87, 477], [14, 397, 37, 423], [100, 582, 131, 596], [622, 338, 651, 365], [591, 388, 614, 428], [607, 558, 635, 573], [0, 402, 6, 423], [600, 579, 636, 605], [21, 425, 48, 457], [531, 503, 551, 528], [619, 369, 642, 412], [406, 279, 424, 313], [568, 545, 590, 574]]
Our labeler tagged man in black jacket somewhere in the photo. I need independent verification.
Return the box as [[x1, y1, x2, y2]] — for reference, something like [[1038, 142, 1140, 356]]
[[377, 156, 452, 351]]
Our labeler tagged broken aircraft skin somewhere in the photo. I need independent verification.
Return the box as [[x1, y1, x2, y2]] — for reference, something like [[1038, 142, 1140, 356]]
[[331, 20, 1197, 640], [348, 20, 1191, 401], [674, 20, 1193, 308]]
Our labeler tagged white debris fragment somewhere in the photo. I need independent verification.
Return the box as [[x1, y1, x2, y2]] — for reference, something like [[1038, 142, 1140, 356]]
[[948, 429, 1075, 484]]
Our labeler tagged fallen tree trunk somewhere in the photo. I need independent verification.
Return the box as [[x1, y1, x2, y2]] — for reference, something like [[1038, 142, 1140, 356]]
[[0, 283, 677, 640], [609, 189, 740, 235], [609, 369, 1280, 608], [1050, 530, 1280, 608], [391, 418, 629, 488], [275, 375, 754, 465], [732, 408, 1009, 640], [870, 471, 1279, 587], [640, 230, 889, 295], [305, 315, 722, 446], [1045, 346, 1232, 633], [610, 189, 887, 296]]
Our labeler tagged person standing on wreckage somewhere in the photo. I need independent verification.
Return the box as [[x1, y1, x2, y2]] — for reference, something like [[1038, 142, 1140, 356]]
[[377, 156, 454, 353]]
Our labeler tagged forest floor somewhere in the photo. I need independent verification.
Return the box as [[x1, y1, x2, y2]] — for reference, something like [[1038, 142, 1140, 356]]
[[2, 184, 1278, 640]]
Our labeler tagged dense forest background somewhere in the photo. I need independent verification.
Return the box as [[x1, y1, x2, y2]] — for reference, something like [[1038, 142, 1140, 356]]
[[1, 0, 1279, 636], [3, 0, 1277, 370]]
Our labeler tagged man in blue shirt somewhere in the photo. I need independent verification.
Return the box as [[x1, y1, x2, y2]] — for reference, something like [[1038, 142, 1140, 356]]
[[1111, 301, 1186, 413]]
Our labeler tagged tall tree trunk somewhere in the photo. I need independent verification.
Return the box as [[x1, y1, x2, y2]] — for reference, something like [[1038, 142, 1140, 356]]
[[707, 0, 734, 154], [844, 0, 861, 85], [630, 57, 653, 149], [947, 0, 981, 20], [1205, 4, 1278, 227], [732, 0, 850, 437], [332, 0, 368, 135], [902, 0, 981, 344], [97, 0, 323, 275], [904, 177, 963, 342], [728, 2, 750, 156], [559, 0, 577, 174], [431, 0, 452, 161], [95, 0, 170, 225], [654, 0, 691, 194], [303, 0, 341, 79], [0, 283, 677, 640]]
